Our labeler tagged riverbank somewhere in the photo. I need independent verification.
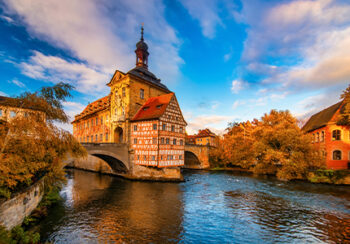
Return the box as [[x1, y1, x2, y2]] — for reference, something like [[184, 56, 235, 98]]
[[0, 181, 61, 243], [210, 167, 350, 185]]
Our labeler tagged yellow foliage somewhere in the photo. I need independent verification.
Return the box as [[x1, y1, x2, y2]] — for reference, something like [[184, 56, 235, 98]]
[[211, 110, 324, 180]]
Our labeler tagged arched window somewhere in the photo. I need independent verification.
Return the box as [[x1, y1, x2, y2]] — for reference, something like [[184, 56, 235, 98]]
[[332, 130, 341, 140], [333, 150, 342, 160]]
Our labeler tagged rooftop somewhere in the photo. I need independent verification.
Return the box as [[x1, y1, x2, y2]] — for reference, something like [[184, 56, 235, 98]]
[[302, 101, 343, 132], [72, 95, 110, 123], [131, 93, 174, 121]]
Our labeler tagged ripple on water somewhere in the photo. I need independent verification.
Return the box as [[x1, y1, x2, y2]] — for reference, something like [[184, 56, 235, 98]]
[[39, 169, 350, 243]]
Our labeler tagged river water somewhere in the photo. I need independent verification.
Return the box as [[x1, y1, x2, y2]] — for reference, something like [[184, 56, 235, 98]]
[[40, 169, 350, 243]]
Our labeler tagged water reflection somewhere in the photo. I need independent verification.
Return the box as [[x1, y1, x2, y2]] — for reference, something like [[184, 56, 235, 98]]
[[40, 169, 350, 243]]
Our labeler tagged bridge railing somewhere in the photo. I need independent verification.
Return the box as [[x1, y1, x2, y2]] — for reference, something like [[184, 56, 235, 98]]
[[81, 142, 128, 147]]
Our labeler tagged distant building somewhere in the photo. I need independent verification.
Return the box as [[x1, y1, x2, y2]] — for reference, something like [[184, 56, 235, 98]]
[[302, 101, 350, 170], [186, 128, 217, 147], [72, 26, 187, 168], [0, 96, 45, 123]]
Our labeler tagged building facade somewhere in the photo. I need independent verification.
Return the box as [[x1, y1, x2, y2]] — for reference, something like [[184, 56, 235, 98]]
[[302, 101, 350, 170], [186, 129, 217, 147], [72, 27, 187, 171], [131, 93, 186, 167], [0, 96, 45, 123]]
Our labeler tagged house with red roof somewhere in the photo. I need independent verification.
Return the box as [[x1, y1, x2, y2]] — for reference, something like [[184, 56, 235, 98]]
[[131, 93, 187, 167], [302, 100, 350, 170]]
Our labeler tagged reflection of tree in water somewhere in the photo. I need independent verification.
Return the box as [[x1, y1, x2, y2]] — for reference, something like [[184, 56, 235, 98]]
[[224, 190, 350, 243]]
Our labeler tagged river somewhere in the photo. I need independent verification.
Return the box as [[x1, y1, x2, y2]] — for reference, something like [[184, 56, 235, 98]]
[[39, 169, 350, 243]]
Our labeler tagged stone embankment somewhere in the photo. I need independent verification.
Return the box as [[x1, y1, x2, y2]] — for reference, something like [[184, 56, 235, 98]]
[[0, 178, 45, 230], [65, 155, 183, 181]]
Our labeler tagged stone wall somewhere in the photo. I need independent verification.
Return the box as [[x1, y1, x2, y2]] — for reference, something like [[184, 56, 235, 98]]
[[66, 155, 114, 175], [130, 165, 182, 181], [0, 178, 44, 230]]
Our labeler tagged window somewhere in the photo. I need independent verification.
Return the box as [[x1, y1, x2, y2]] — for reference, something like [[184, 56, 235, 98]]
[[162, 124, 166, 130], [166, 138, 170, 144], [143, 106, 149, 111], [134, 125, 137, 131], [105, 133, 108, 141], [333, 150, 342, 160], [91, 119, 94, 126], [87, 136, 89, 142], [179, 155, 183, 160], [134, 138, 138, 144], [87, 121, 90, 128], [95, 134, 98, 142], [156, 104, 163, 109], [316, 132, 319, 142], [171, 125, 175, 132], [100, 134, 103, 141], [140, 89, 144, 99], [96, 117, 98, 125], [167, 155, 173, 160], [153, 137, 157, 144], [161, 138, 165, 144], [180, 127, 183, 133], [137, 155, 140, 160], [144, 155, 147, 160], [312, 133, 315, 143], [173, 139, 177, 145], [0, 109, 2, 117], [180, 139, 183, 146], [101, 117, 103, 124], [332, 130, 341, 141], [151, 155, 155, 161], [10, 111, 16, 118], [122, 87, 126, 97], [90, 136, 93, 142], [161, 155, 163, 160], [153, 124, 157, 130], [321, 131, 325, 142]]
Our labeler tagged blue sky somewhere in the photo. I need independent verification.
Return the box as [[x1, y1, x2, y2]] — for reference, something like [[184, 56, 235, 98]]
[[1, 0, 350, 134]]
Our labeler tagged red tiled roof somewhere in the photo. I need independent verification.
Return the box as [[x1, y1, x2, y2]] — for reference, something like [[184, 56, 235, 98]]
[[72, 95, 110, 123], [196, 129, 216, 138], [131, 93, 174, 121]]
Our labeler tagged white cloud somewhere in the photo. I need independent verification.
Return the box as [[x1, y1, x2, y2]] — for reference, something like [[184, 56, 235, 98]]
[[234, 0, 350, 92], [0, 91, 8, 96], [9, 79, 25, 88], [0, 15, 14, 23], [3, 0, 182, 83], [19, 51, 110, 95], [232, 100, 245, 109], [179, 0, 222, 38], [185, 113, 236, 135], [231, 79, 246, 94]]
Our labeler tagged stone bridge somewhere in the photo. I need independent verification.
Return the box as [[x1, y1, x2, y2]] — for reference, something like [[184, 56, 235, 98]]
[[80, 143, 130, 173], [67, 143, 211, 176], [184, 144, 211, 169]]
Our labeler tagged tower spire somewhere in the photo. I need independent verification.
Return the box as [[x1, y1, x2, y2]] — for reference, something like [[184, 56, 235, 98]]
[[141, 23, 144, 41], [135, 24, 149, 69]]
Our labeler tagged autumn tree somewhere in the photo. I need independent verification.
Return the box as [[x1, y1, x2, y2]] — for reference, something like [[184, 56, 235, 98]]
[[0, 82, 86, 198], [211, 110, 324, 180], [337, 84, 350, 125]]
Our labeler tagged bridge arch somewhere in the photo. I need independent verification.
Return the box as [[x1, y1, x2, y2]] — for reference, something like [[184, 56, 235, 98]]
[[184, 144, 211, 169], [81, 143, 130, 174]]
